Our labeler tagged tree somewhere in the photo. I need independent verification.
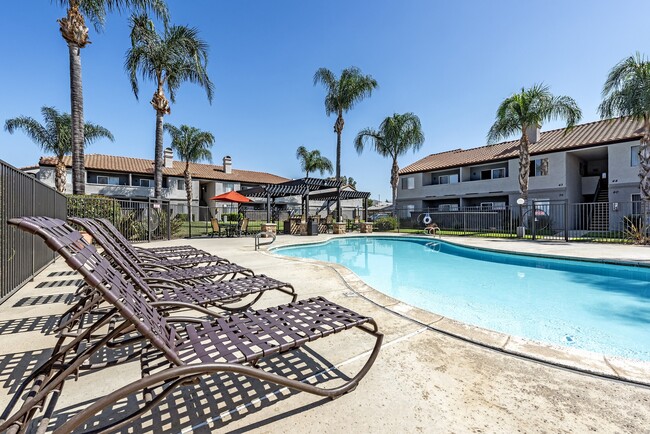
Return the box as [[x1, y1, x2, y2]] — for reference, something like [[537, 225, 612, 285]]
[[600, 53, 650, 202], [4, 106, 114, 193], [125, 13, 214, 198], [313, 66, 378, 181], [354, 113, 425, 214], [295, 146, 333, 178], [164, 124, 214, 213], [487, 84, 581, 202], [54, 0, 168, 195]]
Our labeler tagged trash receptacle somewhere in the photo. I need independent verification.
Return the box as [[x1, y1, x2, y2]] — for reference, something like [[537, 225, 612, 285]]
[[284, 220, 291, 234], [307, 219, 318, 236]]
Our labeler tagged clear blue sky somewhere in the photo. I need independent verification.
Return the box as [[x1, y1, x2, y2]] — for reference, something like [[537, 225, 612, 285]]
[[1, 0, 649, 201]]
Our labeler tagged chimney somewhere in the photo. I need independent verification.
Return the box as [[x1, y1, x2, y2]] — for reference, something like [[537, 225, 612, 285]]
[[526, 125, 540, 144], [164, 147, 174, 168], [223, 155, 232, 174]]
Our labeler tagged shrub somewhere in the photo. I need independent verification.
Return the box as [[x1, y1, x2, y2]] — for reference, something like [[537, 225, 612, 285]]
[[374, 216, 398, 231], [223, 212, 243, 222], [624, 215, 650, 244], [67, 195, 121, 220]]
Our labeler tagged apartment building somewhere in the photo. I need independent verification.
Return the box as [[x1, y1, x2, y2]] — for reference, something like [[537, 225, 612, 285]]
[[24, 150, 289, 217], [397, 117, 645, 218]]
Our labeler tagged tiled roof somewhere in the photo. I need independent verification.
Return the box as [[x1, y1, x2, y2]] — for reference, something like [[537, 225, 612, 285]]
[[399, 117, 645, 175], [38, 154, 289, 184]]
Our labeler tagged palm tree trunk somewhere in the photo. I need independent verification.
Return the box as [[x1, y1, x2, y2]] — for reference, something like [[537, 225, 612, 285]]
[[391, 157, 399, 216], [518, 133, 531, 200], [55, 159, 67, 193], [184, 163, 192, 221], [151, 87, 170, 199], [154, 111, 164, 198], [639, 117, 650, 233], [334, 110, 344, 181], [69, 42, 85, 195]]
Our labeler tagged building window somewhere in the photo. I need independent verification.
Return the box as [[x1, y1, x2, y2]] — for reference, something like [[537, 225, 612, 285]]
[[401, 177, 415, 190], [96, 175, 120, 185], [223, 182, 235, 192], [530, 158, 549, 177], [481, 168, 506, 180], [631, 146, 640, 166], [480, 202, 506, 210], [438, 204, 459, 211], [406, 204, 415, 214], [177, 179, 185, 190], [139, 179, 154, 187], [438, 174, 459, 184]]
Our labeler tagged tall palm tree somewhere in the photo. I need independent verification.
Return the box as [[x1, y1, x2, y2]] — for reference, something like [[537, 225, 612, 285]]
[[600, 53, 650, 202], [164, 124, 214, 212], [487, 84, 581, 202], [4, 106, 114, 193], [295, 146, 333, 178], [126, 13, 214, 199], [313, 66, 378, 181], [354, 113, 425, 214], [54, 0, 168, 195]]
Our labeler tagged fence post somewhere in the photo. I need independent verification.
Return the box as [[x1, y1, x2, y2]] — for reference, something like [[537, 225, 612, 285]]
[[147, 198, 151, 243], [31, 177, 35, 277], [531, 200, 537, 241], [166, 201, 171, 240], [112, 199, 116, 226], [562, 201, 567, 238]]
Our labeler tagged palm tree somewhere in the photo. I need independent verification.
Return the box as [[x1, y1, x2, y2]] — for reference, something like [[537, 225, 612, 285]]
[[313, 66, 378, 181], [600, 53, 650, 202], [126, 13, 214, 199], [295, 146, 333, 178], [487, 84, 581, 203], [354, 113, 425, 214], [4, 106, 114, 193], [54, 0, 168, 195], [164, 124, 214, 213]]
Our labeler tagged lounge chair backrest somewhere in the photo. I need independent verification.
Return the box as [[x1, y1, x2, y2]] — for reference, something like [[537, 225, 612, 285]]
[[211, 218, 220, 232], [96, 218, 146, 264], [69, 217, 156, 298], [240, 218, 249, 232], [9, 216, 183, 365]]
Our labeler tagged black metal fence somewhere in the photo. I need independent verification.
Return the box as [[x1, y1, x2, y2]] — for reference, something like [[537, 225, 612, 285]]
[[170, 203, 365, 238], [67, 196, 173, 243], [1, 160, 67, 303], [375, 200, 647, 243]]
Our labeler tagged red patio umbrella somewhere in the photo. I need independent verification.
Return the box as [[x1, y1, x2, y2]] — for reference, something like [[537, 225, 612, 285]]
[[209, 191, 252, 203]]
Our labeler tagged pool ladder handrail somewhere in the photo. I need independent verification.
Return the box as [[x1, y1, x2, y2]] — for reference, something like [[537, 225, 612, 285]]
[[255, 231, 276, 250]]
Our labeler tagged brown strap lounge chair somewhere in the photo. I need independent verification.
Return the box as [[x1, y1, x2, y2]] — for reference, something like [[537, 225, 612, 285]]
[[70, 217, 297, 311], [210, 218, 224, 237], [95, 218, 228, 268], [4, 216, 383, 434]]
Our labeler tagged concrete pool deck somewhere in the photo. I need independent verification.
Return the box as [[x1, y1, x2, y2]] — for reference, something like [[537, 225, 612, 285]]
[[1, 233, 649, 432]]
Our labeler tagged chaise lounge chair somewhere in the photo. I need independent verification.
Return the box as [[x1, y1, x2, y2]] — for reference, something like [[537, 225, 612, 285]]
[[3, 216, 383, 434]]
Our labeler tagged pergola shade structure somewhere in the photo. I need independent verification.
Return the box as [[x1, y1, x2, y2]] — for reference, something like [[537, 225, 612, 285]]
[[238, 178, 370, 222]]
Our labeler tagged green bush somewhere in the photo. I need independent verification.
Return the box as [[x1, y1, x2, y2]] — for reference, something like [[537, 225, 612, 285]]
[[374, 216, 398, 231], [67, 195, 121, 219]]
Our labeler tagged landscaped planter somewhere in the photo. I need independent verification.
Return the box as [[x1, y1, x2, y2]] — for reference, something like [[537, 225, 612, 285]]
[[333, 222, 346, 234], [360, 222, 373, 233], [260, 223, 277, 237]]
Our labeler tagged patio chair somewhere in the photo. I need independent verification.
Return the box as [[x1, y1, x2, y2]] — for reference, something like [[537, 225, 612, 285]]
[[239, 217, 250, 236], [93, 218, 231, 269], [210, 218, 224, 237], [5, 216, 383, 434]]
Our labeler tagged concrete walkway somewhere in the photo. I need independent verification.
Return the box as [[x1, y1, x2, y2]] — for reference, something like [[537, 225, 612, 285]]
[[0, 233, 649, 433]]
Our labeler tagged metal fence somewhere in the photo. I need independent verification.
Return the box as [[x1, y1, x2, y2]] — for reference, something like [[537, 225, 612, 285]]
[[67, 196, 172, 243], [1, 160, 67, 303], [375, 200, 648, 243], [171, 203, 365, 238]]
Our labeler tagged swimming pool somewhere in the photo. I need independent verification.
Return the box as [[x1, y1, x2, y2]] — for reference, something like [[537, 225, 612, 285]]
[[274, 237, 650, 361]]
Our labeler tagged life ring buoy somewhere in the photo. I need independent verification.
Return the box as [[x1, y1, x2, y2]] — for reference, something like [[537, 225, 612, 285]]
[[422, 214, 433, 225]]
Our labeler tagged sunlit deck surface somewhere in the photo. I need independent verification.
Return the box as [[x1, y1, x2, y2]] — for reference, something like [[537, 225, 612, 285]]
[[2, 234, 650, 433]]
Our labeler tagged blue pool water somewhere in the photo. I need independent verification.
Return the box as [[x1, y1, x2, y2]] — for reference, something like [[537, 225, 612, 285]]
[[274, 237, 650, 361]]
